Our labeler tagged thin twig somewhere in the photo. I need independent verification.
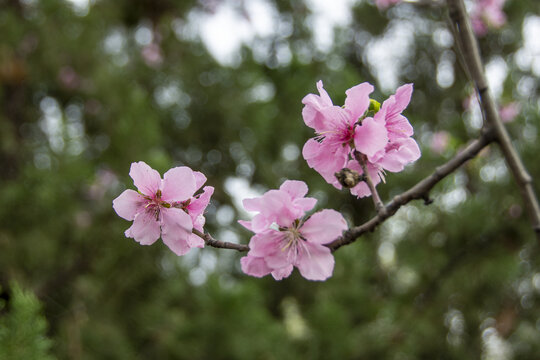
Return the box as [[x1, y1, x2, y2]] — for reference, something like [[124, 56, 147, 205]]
[[327, 129, 495, 251], [355, 151, 386, 215], [192, 229, 249, 252], [447, 0, 540, 237]]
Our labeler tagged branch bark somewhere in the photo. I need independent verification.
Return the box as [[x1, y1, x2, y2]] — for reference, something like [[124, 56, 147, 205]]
[[327, 129, 495, 251], [447, 0, 540, 237], [192, 229, 249, 252]]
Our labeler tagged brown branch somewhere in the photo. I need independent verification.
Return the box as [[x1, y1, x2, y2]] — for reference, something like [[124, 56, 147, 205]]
[[355, 151, 386, 216], [192, 228, 249, 252], [447, 0, 540, 237], [198, 130, 495, 253], [327, 129, 495, 251]]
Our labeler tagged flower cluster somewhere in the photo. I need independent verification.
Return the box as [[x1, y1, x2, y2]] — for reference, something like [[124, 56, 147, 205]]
[[239, 180, 348, 281], [302, 81, 420, 198], [112, 79, 422, 282], [112, 161, 213, 256]]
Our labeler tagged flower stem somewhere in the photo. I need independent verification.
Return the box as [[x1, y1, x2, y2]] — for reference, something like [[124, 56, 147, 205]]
[[355, 151, 386, 215]]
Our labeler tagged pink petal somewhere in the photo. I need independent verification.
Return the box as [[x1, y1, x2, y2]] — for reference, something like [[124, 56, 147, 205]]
[[193, 171, 207, 190], [391, 83, 413, 114], [238, 220, 253, 231], [271, 265, 294, 280], [242, 196, 267, 212], [186, 186, 214, 218], [301, 80, 334, 132], [347, 159, 382, 198], [241, 256, 272, 278], [316, 80, 332, 106], [161, 166, 197, 202], [192, 214, 205, 232], [300, 209, 348, 244], [243, 191, 296, 232], [247, 230, 283, 258], [296, 242, 335, 281], [376, 137, 421, 172], [302, 138, 349, 186], [386, 114, 414, 141], [354, 117, 389, 157], [349, 181, 372, 198], [160, 207, 194, 256], [279, 180, 309, 200], [129, 161, 161, 196], [344, 82, 374, 121], [265, 250, 291, 269], [187, 233, 205, 248], [113, 189, 146, 221], [318, 106, 350, 130], [293, 197, 317, 212], [125, 210, 160, 246]]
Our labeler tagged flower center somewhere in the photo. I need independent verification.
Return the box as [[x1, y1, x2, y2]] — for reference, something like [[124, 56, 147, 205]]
[[143, 189, 173, 220], [279, 219, 305, 264]]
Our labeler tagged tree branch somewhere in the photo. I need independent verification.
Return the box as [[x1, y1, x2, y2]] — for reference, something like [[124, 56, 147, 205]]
[[198, 129, 495, 253], [327, 129, 495, 251], [447, 0, 540, 237], [192, 229, 249, 252]]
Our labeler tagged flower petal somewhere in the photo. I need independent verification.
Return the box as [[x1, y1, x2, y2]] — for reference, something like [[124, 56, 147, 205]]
[[391, 83, 413, 114], [238, 220, 253, 231], [161, 166, 197, 202], [293, 197, 317, 213], [248, 230, 283, 258], [344, 82, 374, 121], [346, 159, 382, 198], [301, 80, 334, 132], [186, 186, 214, 219], [113, 189, 146, 221], [271, 265, 294, 280], [241, 256, 272, 278], [125, 210, 160, 246], [302, 138, 349, 187], [296, 242, 335, 281], [279, 180, 309, 200], [129, 161, 161, 196], [187, 233, 205, 248], [354, 117, 388, 157], [376, 137, 421, 172], [300, 209, 348, 244], [160, 207, 194, 256], [193, 171, 207, 190], [243, 190, 296, 232]]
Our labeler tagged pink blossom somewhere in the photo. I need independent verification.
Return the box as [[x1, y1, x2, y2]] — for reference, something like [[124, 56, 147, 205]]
[[302, 81, 420, 198], [302, 81, 388, 189], [239, 180, 347, 281], [471, 0, 507, 36], [112, 161, 213, 255], [375, 0, 402, 10]]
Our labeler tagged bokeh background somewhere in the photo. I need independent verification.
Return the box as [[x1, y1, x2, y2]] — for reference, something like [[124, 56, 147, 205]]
[[1, 0, 540, 358]]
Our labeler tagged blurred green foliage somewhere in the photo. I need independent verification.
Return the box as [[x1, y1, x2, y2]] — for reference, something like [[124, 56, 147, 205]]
[[0, 0, 539, 358], [0, 283, 55, 360]]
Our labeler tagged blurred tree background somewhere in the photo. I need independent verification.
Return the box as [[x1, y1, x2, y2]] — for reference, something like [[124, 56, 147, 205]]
[[1, 0, 540, 358]]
